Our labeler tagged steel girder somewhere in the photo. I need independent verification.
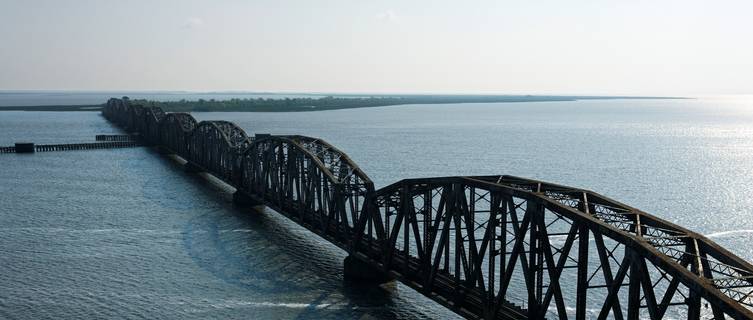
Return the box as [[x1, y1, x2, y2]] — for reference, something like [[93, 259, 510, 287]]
[[102, 98, 753, 320]]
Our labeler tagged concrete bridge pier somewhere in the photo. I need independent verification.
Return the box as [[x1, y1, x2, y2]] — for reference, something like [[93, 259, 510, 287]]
[[15, 142, 35, 153], [232, 191, 263, 208], [156, 145, 173, 155], [184, 162, 203, 173], [343, 255, 394, 285]]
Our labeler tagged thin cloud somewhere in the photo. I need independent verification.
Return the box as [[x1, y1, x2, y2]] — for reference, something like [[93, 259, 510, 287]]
[[182, 17, 205, 29], [375, 10, 397, 22]]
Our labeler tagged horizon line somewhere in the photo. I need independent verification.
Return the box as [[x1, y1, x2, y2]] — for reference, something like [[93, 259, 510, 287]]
[[0, 89, 706, 98]]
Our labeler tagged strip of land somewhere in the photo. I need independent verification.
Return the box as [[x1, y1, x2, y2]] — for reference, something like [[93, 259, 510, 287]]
[[0, 95, 685, 112]]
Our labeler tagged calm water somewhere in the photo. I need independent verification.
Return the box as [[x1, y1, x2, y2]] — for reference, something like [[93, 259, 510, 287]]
[[2, 96, 753, 319]]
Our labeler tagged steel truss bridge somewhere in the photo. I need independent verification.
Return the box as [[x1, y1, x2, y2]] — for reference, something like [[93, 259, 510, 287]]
[[103, 97, 753, 320]]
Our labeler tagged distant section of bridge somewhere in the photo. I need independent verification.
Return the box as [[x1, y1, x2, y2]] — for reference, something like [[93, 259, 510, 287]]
[[103, 97, 753, 320]]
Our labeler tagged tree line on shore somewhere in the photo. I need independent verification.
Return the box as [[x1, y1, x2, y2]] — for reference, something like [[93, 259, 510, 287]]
[[128, 95, 575, 112]]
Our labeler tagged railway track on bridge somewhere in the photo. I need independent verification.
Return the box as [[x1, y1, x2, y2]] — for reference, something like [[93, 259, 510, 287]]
[[101, 97, 753, 320]]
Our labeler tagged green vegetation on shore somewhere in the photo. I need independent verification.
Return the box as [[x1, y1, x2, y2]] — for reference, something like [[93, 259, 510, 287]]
[[0, 95, 684, 112], [132, 95, 581, 112]]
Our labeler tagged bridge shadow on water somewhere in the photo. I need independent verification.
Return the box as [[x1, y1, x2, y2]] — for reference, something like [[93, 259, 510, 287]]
[[141, 148, 433, 319]]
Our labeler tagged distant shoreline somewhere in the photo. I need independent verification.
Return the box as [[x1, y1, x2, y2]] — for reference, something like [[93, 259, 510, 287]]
[[0, 95, 688, 112]]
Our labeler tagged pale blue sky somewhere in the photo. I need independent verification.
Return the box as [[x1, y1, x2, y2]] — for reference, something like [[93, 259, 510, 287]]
[[1, 0, 751, 95]]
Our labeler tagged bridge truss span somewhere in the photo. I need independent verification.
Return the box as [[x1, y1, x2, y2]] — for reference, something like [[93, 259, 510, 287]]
[[238, 135, 373, 245], [477, 175, 753, 319], [102, 98, 753, 320], [159, 112, 197, 156]]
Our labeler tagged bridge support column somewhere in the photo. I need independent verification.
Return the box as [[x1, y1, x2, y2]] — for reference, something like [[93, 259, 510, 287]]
[[15, 142, 35, 153], [156, 145, 173, 155], [233, 191, 262, 207], [184, 162, 203, 173], [343, 255, 394, 285]]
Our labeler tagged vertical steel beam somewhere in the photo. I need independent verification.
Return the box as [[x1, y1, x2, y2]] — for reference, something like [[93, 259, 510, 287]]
[[576, 224, 589, 320], [485, 191, 499, 319], [627, 250, 641, 320], [527, 199, 542, 317], [687, 240, 702, 320]]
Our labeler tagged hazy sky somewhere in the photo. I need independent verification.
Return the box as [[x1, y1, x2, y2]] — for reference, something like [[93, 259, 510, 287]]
[[1, 0, 752, 95]]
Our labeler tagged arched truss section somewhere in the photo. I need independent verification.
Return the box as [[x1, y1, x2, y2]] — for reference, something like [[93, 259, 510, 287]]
[[239, 135, 374, 244], [487, 175, 753, 318], [286, 135, 372, 186], [158, 113, 197, 156], [129, 104, 145, 134], [354, 175, 753, 319], [103, 98, 132, 128], [143, 106, 165, 143], [206, 120, 252, 148], [103, 98, 118, 121], [187, 121, 251, 183]]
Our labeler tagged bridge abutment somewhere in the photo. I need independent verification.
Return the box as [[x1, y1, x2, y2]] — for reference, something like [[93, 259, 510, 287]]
[[343, 255, 394, 285]]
